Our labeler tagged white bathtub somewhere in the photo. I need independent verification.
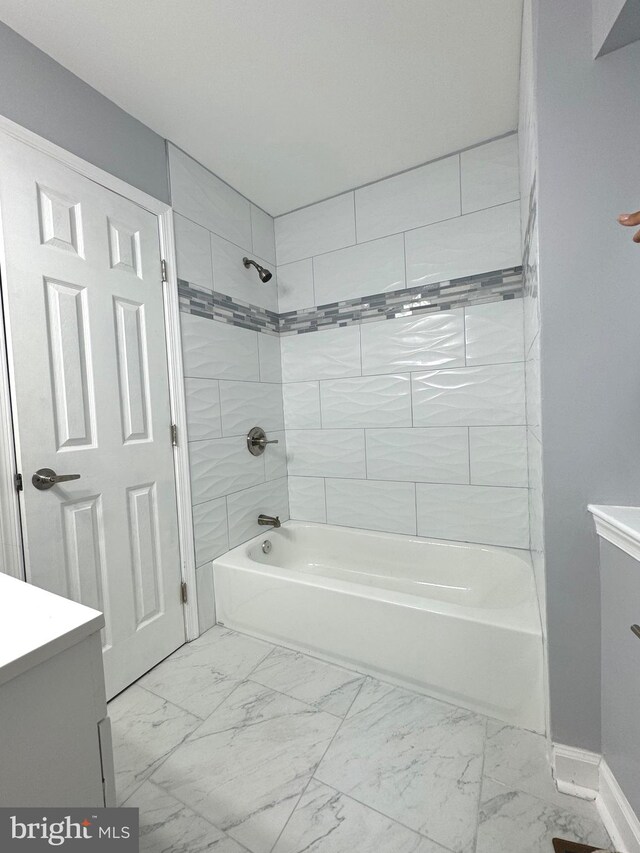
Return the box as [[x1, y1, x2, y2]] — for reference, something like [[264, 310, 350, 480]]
[[213, 521, 545, 732]]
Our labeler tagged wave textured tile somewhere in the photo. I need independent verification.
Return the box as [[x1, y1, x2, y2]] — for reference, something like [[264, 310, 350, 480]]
[[406, 202, 521, 287], [288, 476, 327, 523], [469, 426, 528, 487], [181, 313, 259, 381], [281, 325, 361, 382], [366, 427, 469, 484], [184, 378, 222, 440], [412, 364, 526, 427], [313, 234, 405, 305], [287, 429, 365, 479], [361, 311, 465, 375], [355, 155, 461, 242], [464, 299, 524, 366], [325, 478, 416, 535], [416, 483, 529, 548], [275, 193, 356, 265], [320, 374, 411, 429], [189, 437, 265, 504]]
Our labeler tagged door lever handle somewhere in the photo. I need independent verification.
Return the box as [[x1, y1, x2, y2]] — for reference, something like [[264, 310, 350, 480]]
[[32, 467, 81, 491], [631, 625, 640, 640]]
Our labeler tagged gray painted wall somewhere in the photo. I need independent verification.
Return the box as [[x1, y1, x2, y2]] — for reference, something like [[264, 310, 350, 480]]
[[536, 0, 640, 750], [599, 540, 640, 813], [0, 22, 169, 203]]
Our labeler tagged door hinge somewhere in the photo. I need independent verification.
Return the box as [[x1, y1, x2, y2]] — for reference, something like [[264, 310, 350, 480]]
[[171, 423, 178, 447], [14, 473, 23, 491], [181, 581, 188, 604], [161, 258, 168, 283]]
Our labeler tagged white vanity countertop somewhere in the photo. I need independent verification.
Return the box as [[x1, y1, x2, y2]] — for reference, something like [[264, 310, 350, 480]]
[[0, 573, 104, 687], [588, 504, 640, 562]]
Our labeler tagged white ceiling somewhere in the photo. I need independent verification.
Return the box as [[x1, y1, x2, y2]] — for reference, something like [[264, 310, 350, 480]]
[[0, 0, 523, 215]]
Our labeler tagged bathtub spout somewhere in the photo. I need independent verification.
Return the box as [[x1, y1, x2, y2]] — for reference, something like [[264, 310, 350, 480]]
[[258, 514, 281, 528]]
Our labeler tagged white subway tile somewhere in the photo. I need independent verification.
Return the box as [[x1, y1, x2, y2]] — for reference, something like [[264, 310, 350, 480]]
[[211, 232, 277, 312], [366, 428, 469, 484], [275, 193, 356, 264], [281, 326, 361, 382], [287, 429, 365, 478], [192, 497, 228, 567], [288, 476, 326, 523], [465, 299, 524, 365], [320, 374, 411, 428], [218, 381, 284, 437], [184, 378, 222, 441], [181, 313, 259, 381], [189, 436, 265, 504], [174, 214, 213, 290], [313, 234, 405, 304], [250, 204, 276, 264], [196, 563, 216, 632], [416, 483, 529, 548], [325, 479, 416, 536], [277, 259, 315, 313], [412, 363, 526, 426], [355, 155, 460, 242], [226, 478, 289, 547], [461, 135, 520, 214], [283, 382, 321, 429], [264, 431, 287, 481], [258, 333, 282, 383], [361, 311, 465, 375], [405, 202, 521, 287], [469, 426, 529, 487], [169, 145, 252, 248]]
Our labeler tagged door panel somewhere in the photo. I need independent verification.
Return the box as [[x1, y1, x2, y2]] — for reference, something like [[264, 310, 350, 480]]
[[0, 136, 185, 697]]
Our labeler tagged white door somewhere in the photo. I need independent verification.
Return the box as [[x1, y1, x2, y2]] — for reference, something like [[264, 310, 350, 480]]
[[0, 135, 186, 697]]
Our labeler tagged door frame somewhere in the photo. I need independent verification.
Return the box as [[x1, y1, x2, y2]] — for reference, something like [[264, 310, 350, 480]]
[[0, 114, 199, 641]]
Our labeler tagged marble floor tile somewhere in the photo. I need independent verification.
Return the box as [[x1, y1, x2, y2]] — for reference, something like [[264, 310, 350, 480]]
[[272, 780, 448, 853], [249, 647, 364, 717], [484, 721, 603, 820], [314, 678, 485, 853], [151, 680, 341, 853], [137, 627, 272, 719], [124, 780, 246, 853], [476, 778, 611, 853], [108, 685, 201, 804]]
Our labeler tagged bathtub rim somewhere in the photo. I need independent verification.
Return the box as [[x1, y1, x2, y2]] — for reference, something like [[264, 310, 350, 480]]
[[213, 520, 542, 637]]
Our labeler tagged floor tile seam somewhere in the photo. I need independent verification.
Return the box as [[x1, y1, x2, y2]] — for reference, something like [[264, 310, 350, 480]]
[[307, 776, 457, 853], [266, 676, 367, 853], [244, 673, 356, 720], [471, 715, 489, 853], [146, 775, 252, 851], [223, 628, 499, 722], [132, 681, 214, 722]]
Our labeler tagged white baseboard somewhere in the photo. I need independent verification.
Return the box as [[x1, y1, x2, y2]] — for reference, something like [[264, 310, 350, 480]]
[[552, 743, 640, 853], [598, 759, 640, 853], [552, 743, 600, 798]]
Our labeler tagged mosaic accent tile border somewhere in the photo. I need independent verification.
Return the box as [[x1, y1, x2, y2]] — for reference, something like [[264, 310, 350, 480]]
[[280, 266, 523, 336], [179, 266, 523, 336], [178, 279, 280, 335]]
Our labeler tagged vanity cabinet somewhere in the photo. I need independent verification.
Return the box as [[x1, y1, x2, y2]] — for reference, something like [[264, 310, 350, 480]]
[[0, 573, 115, 806], [599, 538, 640, 818]]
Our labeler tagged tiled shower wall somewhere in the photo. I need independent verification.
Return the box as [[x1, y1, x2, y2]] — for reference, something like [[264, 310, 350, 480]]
[[519, 0, 545, 615], [169, 144, 288, 631], [276, 135, 530, 549]]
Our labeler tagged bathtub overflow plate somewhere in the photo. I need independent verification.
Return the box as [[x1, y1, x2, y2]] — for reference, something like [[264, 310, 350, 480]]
[[261, 540, 272, 554]]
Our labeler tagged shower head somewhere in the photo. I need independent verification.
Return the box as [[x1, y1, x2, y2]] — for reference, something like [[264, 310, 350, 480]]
[[243, 257, 273, 283]]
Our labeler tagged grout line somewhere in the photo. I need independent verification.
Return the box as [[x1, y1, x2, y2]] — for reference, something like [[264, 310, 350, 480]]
[[275, 198, 520, 265], [267, 677, 367, 853], [274, 130, 517, 219]]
